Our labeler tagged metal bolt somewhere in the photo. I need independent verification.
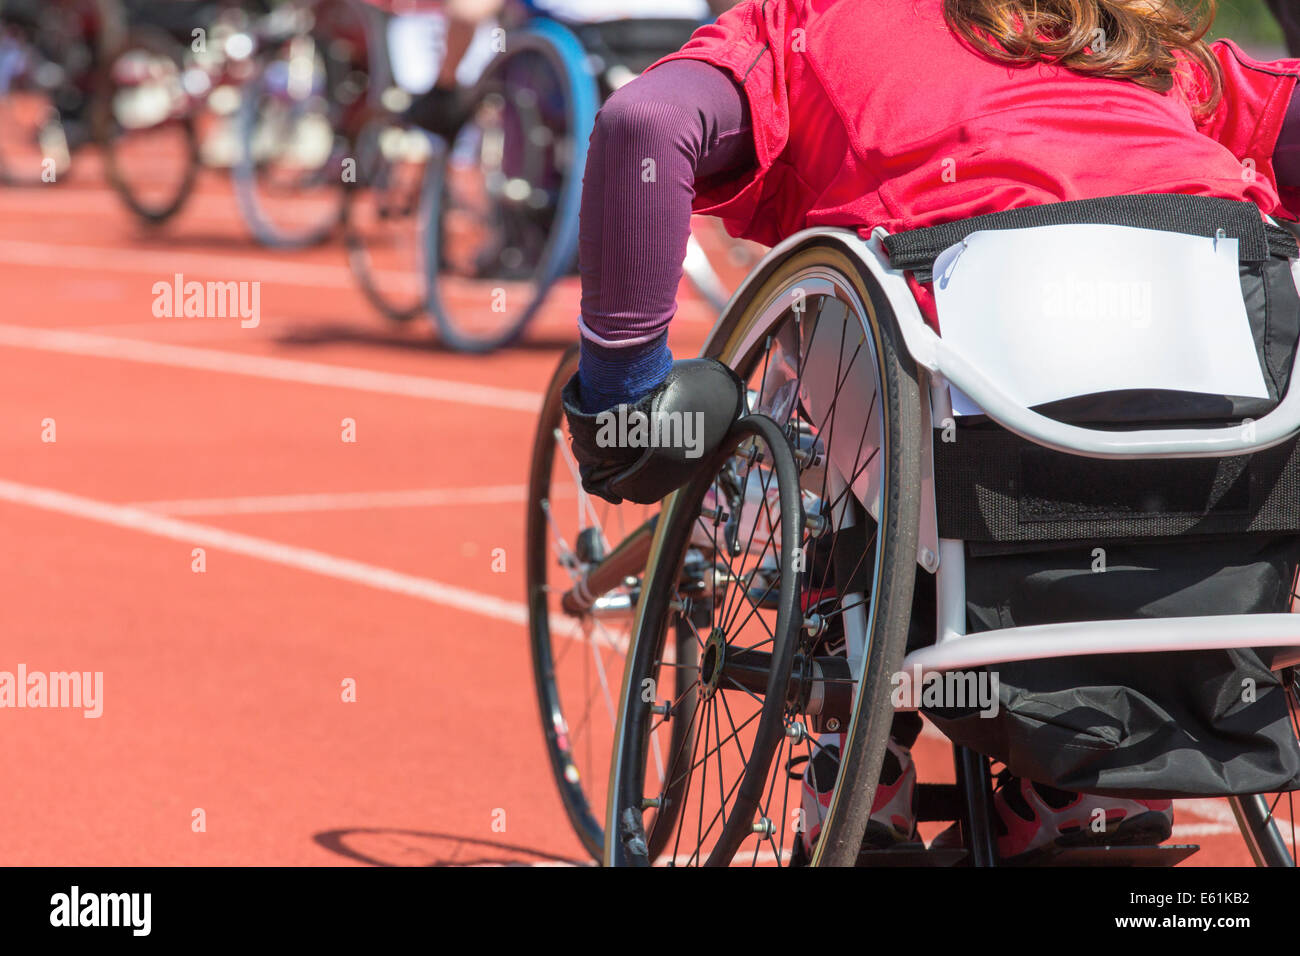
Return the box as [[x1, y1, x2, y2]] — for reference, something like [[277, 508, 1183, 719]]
[[752, 817, 773, 835], [642, 797, 662, 810], [803, 613, 826, 638], [785, 721, 807, 743], [793, 446, 821, 468], [826, 717, 841, 732]]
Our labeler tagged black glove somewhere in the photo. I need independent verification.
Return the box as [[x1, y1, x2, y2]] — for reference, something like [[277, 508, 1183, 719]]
[[562, 358, 746, 505], [401, 85, 472, 140]]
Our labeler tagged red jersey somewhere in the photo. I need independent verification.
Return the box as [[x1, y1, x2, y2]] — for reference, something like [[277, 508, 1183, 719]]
[[653, 0, 1300, 246]]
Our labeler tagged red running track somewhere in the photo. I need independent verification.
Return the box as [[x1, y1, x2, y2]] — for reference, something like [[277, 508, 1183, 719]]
[[0, 154, 1272, 866]]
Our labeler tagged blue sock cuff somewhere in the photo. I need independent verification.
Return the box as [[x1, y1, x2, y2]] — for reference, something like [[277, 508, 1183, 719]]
[[577, 332, 673, 414]]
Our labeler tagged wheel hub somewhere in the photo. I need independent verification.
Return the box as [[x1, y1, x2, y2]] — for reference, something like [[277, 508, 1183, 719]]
[[700, 628, 727, 700]]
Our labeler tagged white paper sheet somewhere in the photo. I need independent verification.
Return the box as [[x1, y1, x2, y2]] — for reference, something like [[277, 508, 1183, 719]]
[[931, 224, 1269, 415]]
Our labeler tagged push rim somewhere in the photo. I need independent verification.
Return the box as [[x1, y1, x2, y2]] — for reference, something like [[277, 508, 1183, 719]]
[[613, 412, 805, 866], [525, 346, 693, 860]]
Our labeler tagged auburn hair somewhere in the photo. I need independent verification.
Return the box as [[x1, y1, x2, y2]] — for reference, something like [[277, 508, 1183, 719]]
[[942, 0, 1223, 113]]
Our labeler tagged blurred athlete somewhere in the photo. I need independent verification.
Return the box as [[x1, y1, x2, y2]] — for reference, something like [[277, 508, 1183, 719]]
[[374, 0, 735, 136]]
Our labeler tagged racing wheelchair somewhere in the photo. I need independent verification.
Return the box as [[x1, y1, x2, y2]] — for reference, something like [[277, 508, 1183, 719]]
[[526, 194, 1300, 866]]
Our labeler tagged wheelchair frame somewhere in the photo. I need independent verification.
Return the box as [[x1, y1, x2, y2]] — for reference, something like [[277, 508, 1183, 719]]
[[531, 222, 1300, 866], [699, 226, 1300, 685]]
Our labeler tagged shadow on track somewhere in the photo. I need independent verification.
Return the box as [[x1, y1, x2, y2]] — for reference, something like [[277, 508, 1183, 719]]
[[126, 232, 287, 253], [313, 827, 588, 867]]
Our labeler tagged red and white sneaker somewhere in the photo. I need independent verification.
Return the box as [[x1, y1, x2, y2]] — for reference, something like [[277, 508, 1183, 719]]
[[792, 735, 917, 865], [993, 773, 1173, 861]]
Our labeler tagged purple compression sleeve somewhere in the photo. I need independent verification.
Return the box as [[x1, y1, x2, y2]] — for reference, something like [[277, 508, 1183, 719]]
[[576, 58, 755, 413]]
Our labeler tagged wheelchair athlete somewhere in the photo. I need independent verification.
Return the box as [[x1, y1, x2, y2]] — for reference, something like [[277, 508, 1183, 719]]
[[562, 0, 1300, 862]]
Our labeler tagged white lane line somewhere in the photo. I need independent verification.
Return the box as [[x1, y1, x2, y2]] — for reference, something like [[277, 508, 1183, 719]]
[[0, 239, 712, 322], [73, 319, 287, 339], [0, 323, 541, 412], [0, 477, 529, 627], [129, 484, 531, 516], [0, 184, 257, 224], [1171, 822, 1239, 838], [0, 238, 375, 289]]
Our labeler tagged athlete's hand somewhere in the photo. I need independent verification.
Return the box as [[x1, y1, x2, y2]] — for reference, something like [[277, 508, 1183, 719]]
[[561, 359, 746, 505]]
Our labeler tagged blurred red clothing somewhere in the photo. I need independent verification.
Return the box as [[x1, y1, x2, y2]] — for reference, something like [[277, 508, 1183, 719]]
[[358, 1, 445, 12], [652, 0, 1300, 247]]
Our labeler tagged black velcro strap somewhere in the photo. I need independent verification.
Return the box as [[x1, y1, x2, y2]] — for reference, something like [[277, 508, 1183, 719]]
[[883, 194, 1296, 283], [933, 429, 1300, 543]]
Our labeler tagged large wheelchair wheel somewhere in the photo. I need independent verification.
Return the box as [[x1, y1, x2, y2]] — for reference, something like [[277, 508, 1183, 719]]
[[1230, 669, 1298, 866], [93, 26, 198, 224], [525, 345, 695, 861], [606, 242, 925, 866], [425, 20, 597, 353]]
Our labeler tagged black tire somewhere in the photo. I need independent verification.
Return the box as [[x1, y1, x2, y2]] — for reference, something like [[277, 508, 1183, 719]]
[[608, 412, 806, 866], [93, 26, 198, 224], [607, 240, 925, 866], [525, 345, 696, 861]]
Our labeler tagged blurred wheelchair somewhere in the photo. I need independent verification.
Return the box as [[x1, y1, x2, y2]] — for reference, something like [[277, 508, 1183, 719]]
[[233, 0, 381, 248], [0, 0, 269, 223], [528, 195, 1300, 866], [346, 9, 751, 351], [94, 0, 272, 225], [0, 0, 123, 186]]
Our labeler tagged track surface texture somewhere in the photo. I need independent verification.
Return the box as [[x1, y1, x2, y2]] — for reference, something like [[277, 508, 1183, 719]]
[[0, 150, 1280, 866]]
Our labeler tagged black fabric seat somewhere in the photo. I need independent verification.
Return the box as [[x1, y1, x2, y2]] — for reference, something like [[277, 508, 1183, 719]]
[[885, 193, 1300, 797]]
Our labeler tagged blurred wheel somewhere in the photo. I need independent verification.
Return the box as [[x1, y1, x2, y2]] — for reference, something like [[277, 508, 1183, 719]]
[[425, 22, 597, 353], [94, 27, 198, 224], [343, 109, 438, 321]]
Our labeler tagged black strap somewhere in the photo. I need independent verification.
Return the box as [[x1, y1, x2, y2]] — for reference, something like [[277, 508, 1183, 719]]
[[883, 194, 1298, 282], [932, 428, 1300, 543]]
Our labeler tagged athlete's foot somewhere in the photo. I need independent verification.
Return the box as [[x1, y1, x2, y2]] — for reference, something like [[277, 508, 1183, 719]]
[[993, 772, 1173, 862], [789, 735, 917, 866]]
